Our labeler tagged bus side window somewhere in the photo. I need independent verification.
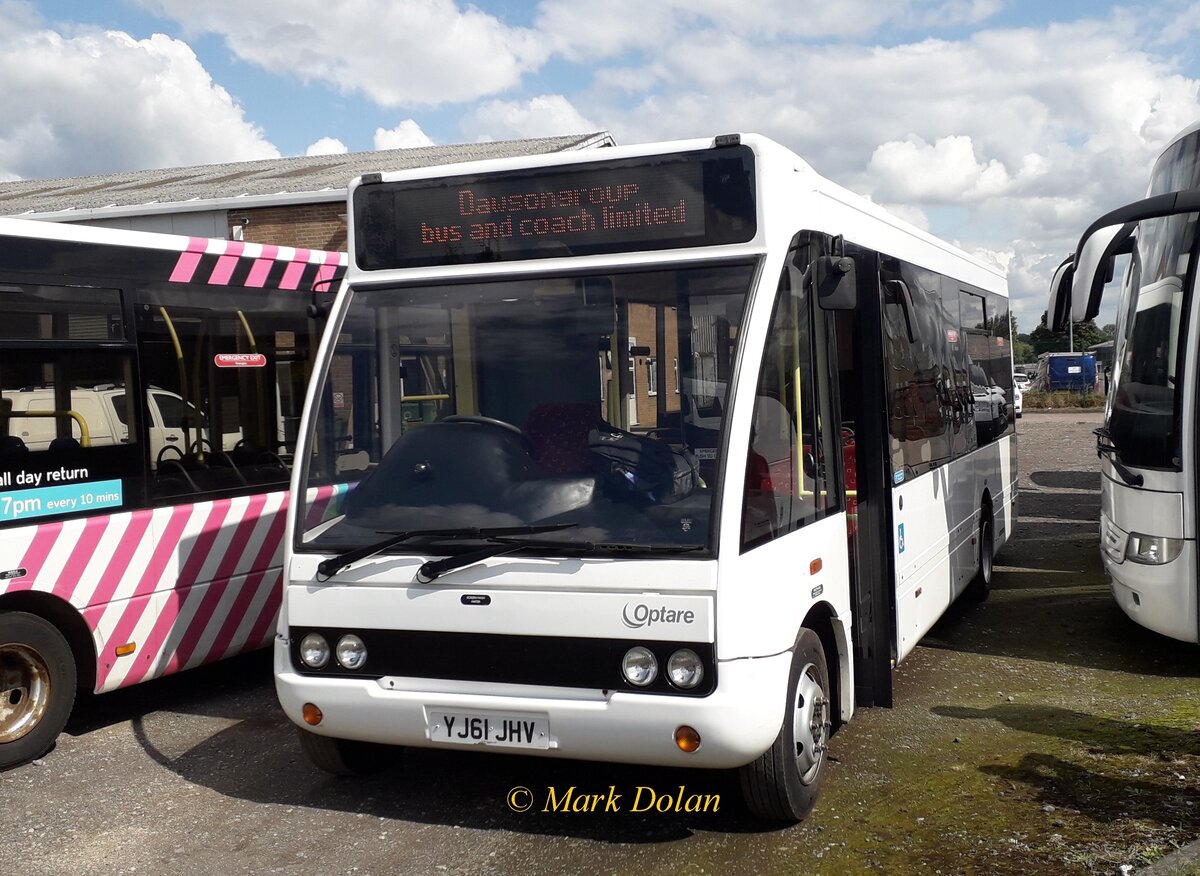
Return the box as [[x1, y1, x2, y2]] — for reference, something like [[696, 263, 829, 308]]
[[881, 258, 950, 478], [134, 286, 316, 499], [985, 291, 1014, 438], [0, 346, 143, 525], [741, 250, 830, 551]]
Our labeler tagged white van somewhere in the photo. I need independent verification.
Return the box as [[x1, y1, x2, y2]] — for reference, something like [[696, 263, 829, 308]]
[[2, 386, 235, 467]]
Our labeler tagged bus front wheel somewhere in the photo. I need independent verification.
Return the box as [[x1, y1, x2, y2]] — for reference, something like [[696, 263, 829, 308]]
[[739, 627, 831, 822], [296, 727, 400, 776], [0, 611, 77, 770]]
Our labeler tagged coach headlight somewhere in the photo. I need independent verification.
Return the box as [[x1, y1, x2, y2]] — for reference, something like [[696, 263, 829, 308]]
[[335, 634, 368, 670], [299, 632, 330, 668], [622, 646, 658, 686], [666, 649, 704, 689], [1126, 533, 1184, 565]]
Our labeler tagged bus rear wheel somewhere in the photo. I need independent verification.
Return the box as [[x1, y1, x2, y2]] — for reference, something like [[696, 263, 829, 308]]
[[739, 627, 831, 822], [296, 727, 400, 776], [966, 511, 994, 602], [0, 611, 77, 770]]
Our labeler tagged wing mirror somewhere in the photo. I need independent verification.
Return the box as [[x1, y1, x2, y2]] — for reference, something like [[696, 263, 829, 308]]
[[814, 255, 859, 311]]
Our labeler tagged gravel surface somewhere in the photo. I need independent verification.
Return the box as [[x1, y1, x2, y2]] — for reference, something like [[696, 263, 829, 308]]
[[3, 410, 1198, 875]]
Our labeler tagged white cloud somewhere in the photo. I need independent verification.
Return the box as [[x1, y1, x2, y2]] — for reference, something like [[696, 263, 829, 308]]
[[374, 120, 435, 150], [0, 7, 276, 179], [533, 0, 995, 61], [8, 0, 1196, 334], [914, 0, 1003, 27], [570, 14, 1200, 324], [868, 135, 1041, 202], [137, 0, 548, 107], [306, 137, 348, 156], [461, 95, 597, 141]]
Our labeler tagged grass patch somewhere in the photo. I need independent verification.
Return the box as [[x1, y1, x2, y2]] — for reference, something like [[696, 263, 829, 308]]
[[1022, 390, 1104, 409]]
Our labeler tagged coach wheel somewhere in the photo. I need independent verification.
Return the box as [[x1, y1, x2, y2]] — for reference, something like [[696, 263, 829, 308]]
[[0, 612, 77, 770], [739, 627, 831, 822], [296, 727, 400, 777], [966, 511, 994, 602]]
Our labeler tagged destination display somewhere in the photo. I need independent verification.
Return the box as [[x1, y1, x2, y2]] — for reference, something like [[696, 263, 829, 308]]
[[353, 146, 756, 269]]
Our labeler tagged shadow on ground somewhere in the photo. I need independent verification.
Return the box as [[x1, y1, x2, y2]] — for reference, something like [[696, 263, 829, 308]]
[[127, 703, 770, 841]]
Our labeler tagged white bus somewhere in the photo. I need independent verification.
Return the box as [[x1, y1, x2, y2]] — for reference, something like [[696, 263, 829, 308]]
[[0, 217, 344, 769], [278, 134, 1017, 820], [1048, 121, 1200, 642]]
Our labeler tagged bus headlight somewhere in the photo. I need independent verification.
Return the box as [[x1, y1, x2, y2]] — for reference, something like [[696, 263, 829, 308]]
[[1126, 533, 1184, 565], [335, 634, 368, 670], [666, 649, 704, 689], [299, 633, 330, 668], [622, 646, 658, 686]]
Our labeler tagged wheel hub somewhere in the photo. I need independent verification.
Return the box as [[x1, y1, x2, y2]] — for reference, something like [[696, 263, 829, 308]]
[[792, 662, 830, 785], [0, 643, 52, 744]]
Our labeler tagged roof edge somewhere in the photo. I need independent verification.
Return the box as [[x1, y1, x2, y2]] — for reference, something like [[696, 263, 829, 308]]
[[17, 188, 346, 222]]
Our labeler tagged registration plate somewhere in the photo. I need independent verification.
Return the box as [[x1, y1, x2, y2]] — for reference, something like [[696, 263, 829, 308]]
[[426, 709, 550, 749]]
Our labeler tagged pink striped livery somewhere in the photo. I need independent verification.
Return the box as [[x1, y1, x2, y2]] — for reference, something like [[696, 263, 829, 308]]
[[0, 483, 349, 693], [168, 238, 346, 290]]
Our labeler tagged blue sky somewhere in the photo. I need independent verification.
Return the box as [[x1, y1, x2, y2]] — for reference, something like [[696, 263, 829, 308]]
[[7, 0, 1200, 328]]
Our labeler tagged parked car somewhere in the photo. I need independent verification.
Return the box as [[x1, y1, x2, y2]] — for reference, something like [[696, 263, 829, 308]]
[[1014, 372, 1032, 392], [970, 363, 1009, 442], [1013, 383, 1023, 418], [2, 384, 240, 466]]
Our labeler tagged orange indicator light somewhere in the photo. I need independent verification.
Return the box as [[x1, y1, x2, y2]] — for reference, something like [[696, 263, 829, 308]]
[[302, 703, 324, 726], [810, 558, 823, 575], [674, 725, 701, 752], [115, 643, 136, 657]]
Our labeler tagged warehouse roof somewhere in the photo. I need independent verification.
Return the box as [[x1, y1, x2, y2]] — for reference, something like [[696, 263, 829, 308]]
[[0, 132, 615, 220]]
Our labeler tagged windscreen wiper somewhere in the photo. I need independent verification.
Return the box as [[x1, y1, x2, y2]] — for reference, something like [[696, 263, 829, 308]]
[[315, 523, 579, 580], [1094, 427, 1144, 487], [416, 539, 704, 583]]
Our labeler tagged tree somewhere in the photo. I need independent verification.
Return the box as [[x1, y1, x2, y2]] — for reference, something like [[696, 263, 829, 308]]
[[1013, 336, 1035, 364], [1008, 312, 1035, 363], [1029, 310, 1107, 356]]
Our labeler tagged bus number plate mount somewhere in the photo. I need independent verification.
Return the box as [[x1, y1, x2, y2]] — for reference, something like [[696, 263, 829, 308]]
[[426, 709, 550, 749]]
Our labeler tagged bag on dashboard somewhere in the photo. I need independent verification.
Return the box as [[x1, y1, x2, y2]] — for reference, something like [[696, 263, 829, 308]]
[[587, 425, 698, 504]]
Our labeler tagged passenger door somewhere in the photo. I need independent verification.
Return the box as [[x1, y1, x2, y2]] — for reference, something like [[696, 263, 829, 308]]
[[721, 236, 850, 663]]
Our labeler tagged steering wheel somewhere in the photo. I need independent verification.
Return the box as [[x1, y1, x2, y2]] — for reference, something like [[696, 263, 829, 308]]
[[439, 415, 533, 454]]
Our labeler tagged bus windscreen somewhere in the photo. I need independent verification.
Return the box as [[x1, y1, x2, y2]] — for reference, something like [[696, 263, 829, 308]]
[[353, 145, 757, 269]]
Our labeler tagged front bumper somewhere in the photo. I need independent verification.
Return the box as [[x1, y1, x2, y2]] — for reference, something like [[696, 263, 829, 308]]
[[275, 636, 792, 769]]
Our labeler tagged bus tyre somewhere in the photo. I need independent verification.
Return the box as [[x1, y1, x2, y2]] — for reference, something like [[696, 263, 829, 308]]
[[296, 727, 399, 776], [0, 611, 77, 771], [739, 628, 831, 822], [966, 512, 994, 603]]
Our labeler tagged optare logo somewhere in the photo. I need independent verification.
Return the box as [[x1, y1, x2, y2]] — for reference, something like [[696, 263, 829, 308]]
[[621, 603, 696, 629]]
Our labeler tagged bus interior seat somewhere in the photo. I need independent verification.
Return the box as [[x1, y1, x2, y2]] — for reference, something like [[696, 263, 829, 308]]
[[155, 460, 200, 496], [47, 436, 82, 453], [0, 434, 28, 453], [196, 449, 249, 488], [525, 402, 601, 475]]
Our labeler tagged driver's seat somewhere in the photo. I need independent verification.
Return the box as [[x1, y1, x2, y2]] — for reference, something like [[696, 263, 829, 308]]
[[525, 402, 600, 475]]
